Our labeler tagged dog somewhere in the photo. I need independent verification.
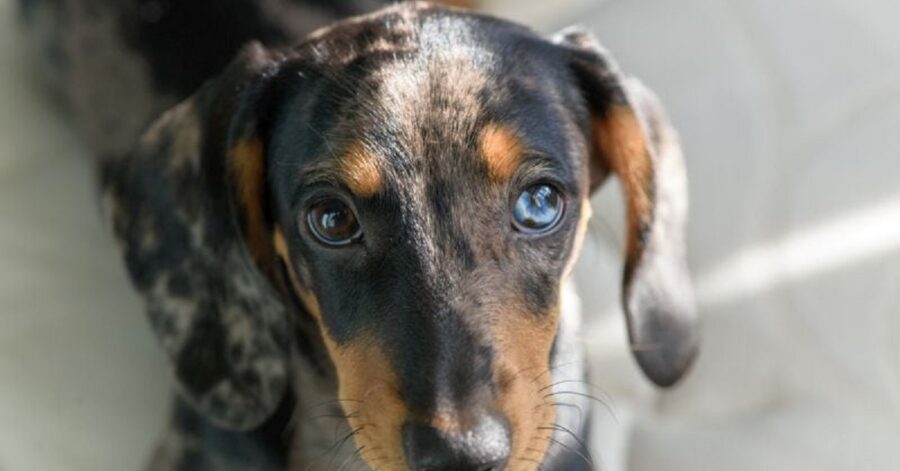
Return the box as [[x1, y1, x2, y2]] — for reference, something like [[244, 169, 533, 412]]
[[20, 1, 698, 469]]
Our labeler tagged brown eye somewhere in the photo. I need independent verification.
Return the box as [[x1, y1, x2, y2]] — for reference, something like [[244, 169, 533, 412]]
[[305, 198, 362, 246]]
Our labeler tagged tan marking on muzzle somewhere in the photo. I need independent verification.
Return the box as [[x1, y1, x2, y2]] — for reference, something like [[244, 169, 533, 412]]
[[273, 227, 321, 320], [329, 341, 409, 471], [274, 227, 409, 470], [492, 301, 560, 469]]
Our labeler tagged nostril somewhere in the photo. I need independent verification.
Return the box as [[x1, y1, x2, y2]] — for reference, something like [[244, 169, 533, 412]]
[[403, 414, 511, 471]]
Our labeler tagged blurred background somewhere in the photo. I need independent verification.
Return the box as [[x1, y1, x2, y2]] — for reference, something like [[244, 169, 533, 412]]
[[2, 0, 899, 469]]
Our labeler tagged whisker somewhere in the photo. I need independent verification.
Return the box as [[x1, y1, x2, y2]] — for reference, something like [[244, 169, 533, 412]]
[[527, 438, 567, 470], [302, 426, 364, 471], [307, 398, 366, 409], [307, 410, 360, 422], [544, 390, 618, 424], [292, 397, 365, 441], [548, 436, 594, 469], [538, 423, 594, 469], [335, 445, 366, 471], [539, 379, 618, 412], [514, 456, 546, 471], [527, 360, 588, 384], [539, 379, 604, 394], [324, 426, 364, 471], [500, 364, 547, 389], [546, 401, 586, 428], [296, 398, 366, 419]]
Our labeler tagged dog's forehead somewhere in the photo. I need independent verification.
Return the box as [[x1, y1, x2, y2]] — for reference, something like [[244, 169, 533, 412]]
[[299, 8, 571, 132], [340, 15, 576, 181], [271, 6, 584, 203]]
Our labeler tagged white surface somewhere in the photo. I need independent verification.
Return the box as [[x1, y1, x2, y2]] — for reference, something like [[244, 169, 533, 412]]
[[0, 3, 169, 470], [560, 1, 900, 470], [2, 0, 899, 470]]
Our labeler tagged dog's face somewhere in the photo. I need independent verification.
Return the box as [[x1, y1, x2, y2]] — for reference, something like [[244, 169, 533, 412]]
[[266, 18, 591, 467], [104, 4, 697, 470]]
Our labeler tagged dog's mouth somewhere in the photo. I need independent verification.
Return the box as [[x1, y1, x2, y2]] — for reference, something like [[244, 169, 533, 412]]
[[275, 258, 604, 471], [317, 343, 558, 471], [301, 303, 574, 471], [283, 296, 564, 470]]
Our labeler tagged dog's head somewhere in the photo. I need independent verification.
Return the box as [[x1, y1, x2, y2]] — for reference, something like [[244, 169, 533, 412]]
[[104, 3, 697, 469]]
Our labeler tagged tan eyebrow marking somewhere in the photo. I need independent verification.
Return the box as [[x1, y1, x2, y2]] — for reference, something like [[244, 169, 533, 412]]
[[479, 123, 525, 182], [337, 142, 384, 198]]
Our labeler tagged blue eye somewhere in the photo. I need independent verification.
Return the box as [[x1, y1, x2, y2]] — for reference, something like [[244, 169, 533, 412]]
[[512, 183, 564, 234]]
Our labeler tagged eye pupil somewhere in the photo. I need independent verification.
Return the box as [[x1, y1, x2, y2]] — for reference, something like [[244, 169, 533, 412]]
[[306, 199, 362, 246], [512, 184, 564, 234]]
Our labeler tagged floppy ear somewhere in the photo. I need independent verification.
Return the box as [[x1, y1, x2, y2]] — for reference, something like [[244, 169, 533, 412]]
[[556, 29, 699, 387], [101, 43, 291, 429]]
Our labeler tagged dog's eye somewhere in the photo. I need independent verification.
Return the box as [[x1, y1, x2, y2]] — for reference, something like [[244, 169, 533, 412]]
[[306, 198, 362, 246], [512, 183, 564, 234]]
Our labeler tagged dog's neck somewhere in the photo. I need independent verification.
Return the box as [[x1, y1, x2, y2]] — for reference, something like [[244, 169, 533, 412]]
[[286, 279, 593, 470]]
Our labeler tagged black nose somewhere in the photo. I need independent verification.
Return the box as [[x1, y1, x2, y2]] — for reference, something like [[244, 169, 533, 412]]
[[403, 415, 511, 471]]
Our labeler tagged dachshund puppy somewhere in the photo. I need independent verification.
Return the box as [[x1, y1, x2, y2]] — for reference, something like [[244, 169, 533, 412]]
[[22, 1, 697, 469]]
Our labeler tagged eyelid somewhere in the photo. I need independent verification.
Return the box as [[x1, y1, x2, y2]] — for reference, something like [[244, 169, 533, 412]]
[[291, 183, 357, 213], [510, 155, 576, 196]]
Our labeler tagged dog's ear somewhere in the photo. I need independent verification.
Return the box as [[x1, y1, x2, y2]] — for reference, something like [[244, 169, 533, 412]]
[[102, 43, 291, 429], [555, 29, 698, 387]]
